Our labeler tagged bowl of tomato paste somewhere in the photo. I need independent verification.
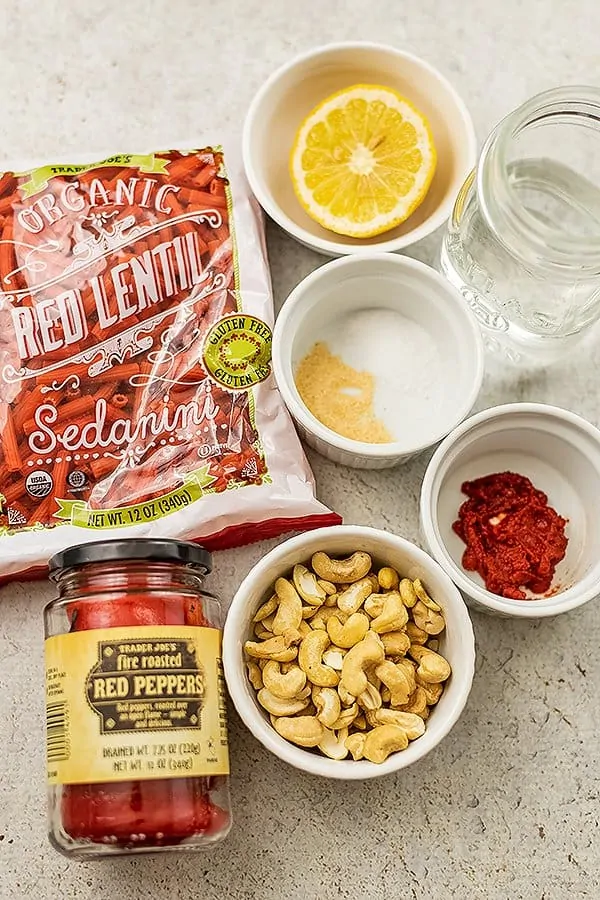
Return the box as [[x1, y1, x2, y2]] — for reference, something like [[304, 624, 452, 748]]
[[420, 403, 600, 617]]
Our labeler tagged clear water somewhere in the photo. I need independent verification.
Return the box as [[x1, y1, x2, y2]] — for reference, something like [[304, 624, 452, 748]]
[[441, 158, 600, 366]]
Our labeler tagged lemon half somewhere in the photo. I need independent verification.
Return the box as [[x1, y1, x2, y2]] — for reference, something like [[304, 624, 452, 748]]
[[290, 84, 437, 238]]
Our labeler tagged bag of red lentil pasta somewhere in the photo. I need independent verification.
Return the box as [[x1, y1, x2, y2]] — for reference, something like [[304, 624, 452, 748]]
[[0, 147, 339, 580]]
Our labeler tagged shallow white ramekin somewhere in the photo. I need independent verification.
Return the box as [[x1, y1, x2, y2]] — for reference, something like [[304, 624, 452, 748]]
[[243, 42, 477, 257], [272, 253, 484, 468], [420, 403, 600, 617], [222, 525, 475, 780]]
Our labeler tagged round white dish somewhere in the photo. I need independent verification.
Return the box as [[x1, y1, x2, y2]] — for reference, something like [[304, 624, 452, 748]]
[[420, 402, 600, 617], [272, 253, 484, 468], [222, 525, 475, 780], [242, 41, 477, 257]]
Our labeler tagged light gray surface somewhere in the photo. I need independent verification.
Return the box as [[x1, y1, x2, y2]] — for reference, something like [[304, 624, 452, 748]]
[[0, 2, 599, 898]]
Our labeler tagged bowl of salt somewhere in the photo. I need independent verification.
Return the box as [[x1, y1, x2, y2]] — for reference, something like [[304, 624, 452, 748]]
[[272, 253, 484, 469]]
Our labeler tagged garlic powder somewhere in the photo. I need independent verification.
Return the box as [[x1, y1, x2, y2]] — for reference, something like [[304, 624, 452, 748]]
[[295, 308, 444, 444], [295, 342, 392, 443]]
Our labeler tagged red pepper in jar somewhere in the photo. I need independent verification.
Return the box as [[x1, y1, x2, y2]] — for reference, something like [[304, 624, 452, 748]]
[[453, 472, 568, 600], [45, 539, 231, 858]]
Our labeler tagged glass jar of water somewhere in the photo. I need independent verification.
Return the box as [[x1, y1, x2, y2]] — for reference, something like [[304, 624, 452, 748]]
[[441, 87, 600, 366]]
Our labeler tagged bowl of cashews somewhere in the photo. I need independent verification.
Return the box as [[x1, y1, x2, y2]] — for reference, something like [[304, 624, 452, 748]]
[[222, 525, 475, 779]]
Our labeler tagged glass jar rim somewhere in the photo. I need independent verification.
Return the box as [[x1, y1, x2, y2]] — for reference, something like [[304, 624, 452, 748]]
[[478, 85, 600, 270], [48, 538, 212, 579]]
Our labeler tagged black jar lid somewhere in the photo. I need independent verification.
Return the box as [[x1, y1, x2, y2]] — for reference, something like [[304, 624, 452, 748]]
[[48, 538, 212, 579]]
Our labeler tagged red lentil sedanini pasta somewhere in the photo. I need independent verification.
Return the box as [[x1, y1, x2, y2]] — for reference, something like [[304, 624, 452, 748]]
[[0, 147, 339, 579]]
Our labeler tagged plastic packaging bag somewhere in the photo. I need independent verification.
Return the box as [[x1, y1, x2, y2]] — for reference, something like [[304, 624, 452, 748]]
[[0, 146, 339, 579]]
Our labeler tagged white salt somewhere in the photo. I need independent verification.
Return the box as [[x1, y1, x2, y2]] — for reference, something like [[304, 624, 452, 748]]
[[319, 308, 445, 444]]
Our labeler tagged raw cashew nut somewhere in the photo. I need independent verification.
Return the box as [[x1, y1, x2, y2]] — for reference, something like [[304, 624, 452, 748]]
[[318, 727, 349, 760], [378, 567, 400, 591], [318, 579, 336, 596], [409, 645, 451, 683], [326, 612, 370, 648], [293, 564, 326, 606], [331, 702, 359, 730], [353, 713, 367, 731], [244, 634, 300, 662], [412, 600, 446, 635], [370, 592, 409, 634], [364, 709, 380, 728], [399, 578, 418, 608], [284, 627, 303, 643], [313, 687, 342, 727], [254, 623, 273, 641], [375, 709, 426, 740], [336, 578, 374, 615], [406, 621, 428, 645], [253, 613, 275, 638], [272, 578, 303, 635], [262, 661, 306, 699], [381, 631, 411, 657], [395, 658, 417, 697], [363, 724, 409, 763], [322, 647, 345, 670], [298, 630, 339, 687], [337, 683, 356, 707], [261, 614, 275, 631], [301, 605, 321, 619], [375, 660, 412, 707], [323, 592, 339, 608], [364, 593, 385, 618], [252, 595, 278, 622], [366, 574, 380, 594], [399, 686, 428, 717], [357, 681, 382, 711], [345, 732, 367, 760], [273, 715, 324, 747], [298, 621, 312, 638], [340, 631, 385, 696], [416, 676, 444, 705], [257, 688, 308, 717], [311, 606, 347, 630], [311, 551, 372, 584], [246, 661, 263, 691], [413, 578, 441, 611]]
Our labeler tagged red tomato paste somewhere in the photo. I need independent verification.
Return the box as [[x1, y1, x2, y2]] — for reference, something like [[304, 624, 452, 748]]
[[452, 472, 568, 600]]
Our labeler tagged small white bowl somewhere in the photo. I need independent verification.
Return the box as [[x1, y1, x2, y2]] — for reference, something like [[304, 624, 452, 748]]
[[272, 253, 484, 468], [420, 403, 600, 617], [243, 42, 477, 257], [222, 525, 475, 780]]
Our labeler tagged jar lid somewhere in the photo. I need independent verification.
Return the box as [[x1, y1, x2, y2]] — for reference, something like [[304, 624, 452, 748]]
[[48, 538, 212, 578]]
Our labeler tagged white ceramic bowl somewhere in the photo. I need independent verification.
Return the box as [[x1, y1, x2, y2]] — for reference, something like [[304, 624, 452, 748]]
[[222, 525, 475, 780], [243, 42, 477, 257], [420, 403, 600, 617], [272, 253, 484, 468]]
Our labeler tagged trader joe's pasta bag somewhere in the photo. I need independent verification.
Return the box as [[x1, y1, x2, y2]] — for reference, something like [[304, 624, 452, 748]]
[[0, 147, 339, 579]]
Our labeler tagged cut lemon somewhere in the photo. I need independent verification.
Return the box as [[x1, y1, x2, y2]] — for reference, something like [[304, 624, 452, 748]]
[[290, 84, 437, 238]]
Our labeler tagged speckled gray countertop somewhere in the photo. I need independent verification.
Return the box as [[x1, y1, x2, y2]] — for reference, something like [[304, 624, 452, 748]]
[[1, 2, 599, 898]]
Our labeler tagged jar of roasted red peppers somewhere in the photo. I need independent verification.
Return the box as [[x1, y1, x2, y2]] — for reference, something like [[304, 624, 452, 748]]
[[44, 539, 231, 858]]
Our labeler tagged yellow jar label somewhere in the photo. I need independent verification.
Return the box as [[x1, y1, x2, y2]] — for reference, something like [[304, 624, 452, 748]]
[[45, 625, 230, 785]]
